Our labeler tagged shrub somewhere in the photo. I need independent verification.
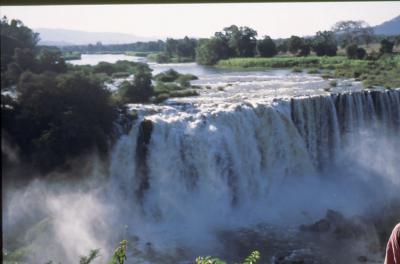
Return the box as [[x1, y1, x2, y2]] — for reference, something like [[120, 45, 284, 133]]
[[346, 43, 358, 59], [257, 36, 277, 57], [154, 69, 180, 82], [380, 39, 394, 54]]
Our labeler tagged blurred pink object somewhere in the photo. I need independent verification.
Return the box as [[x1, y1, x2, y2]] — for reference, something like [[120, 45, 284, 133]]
[[385, 223, 400, 264]]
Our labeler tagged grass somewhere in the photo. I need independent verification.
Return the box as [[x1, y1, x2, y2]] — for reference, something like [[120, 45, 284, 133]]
[[217, 54, 400, 89], [292, 66, 303, 73]]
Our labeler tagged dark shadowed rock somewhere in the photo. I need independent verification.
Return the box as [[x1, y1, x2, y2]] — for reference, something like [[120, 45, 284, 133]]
[[357, 255, 368, 262]]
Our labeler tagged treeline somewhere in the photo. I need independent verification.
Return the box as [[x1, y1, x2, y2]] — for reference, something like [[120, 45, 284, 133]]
[[60, 40, 166, 53], [56, 20, 400, 67], [195, 22, 400, 65]]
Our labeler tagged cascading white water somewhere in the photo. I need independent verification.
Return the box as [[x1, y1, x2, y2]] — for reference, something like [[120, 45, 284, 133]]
[[106, 89, 400, 259], [4, 85, 398, 264]]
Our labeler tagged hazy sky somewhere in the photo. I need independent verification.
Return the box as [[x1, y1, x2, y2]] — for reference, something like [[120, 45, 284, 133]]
[[1, 2, 399, 39]]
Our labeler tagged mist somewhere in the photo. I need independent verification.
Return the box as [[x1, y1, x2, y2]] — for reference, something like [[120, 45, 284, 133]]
[[2, 90, 399, 263]]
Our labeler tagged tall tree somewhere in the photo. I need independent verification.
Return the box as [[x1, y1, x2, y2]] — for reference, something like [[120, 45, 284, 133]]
[[220, 25, 258, 57], [287, 36, 305, 55], [311, 31, 338, 56], [257, 36, 277, 57], [332, 20, 374, 47], [1, 16, 39, 73]]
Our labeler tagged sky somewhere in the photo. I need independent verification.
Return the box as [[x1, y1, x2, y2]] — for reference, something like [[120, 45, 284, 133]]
[[1, 2, 400, 39]]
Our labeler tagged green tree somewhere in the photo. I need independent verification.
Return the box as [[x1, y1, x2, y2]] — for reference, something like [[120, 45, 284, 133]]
[[311, 31, 338, 56], [222, 25, 258, 57], [196, 37, 230, 65], [287, 35, 304, 55], [298, 40, 311, 57], [0, 16, 39, 73], [380, 38, 394, 54], [332, 20, 374, 47], [356, 47, 366, 59], [165, 38, 178, 57], [346, 43, 358, 59], [38, 48, 67, 73], [257, 36, 277, 57], [176, 36, 197, 60], [7, 71, 116, 172], [109, 240, 127, 264], [118, 63, 153, 103]]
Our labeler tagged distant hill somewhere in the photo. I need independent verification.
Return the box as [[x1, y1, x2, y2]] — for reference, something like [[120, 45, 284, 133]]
[[373, 15, 400, 36], [35, 28, 160, 46]]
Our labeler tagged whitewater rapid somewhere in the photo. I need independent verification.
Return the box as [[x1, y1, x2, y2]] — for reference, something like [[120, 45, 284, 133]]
[[105, 88, 400, 259]]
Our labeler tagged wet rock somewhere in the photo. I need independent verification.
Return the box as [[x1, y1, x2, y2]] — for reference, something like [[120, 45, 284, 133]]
[[300, 219, 330, 233], [357, 255, 368, 262], [135, 119, 153, 200]]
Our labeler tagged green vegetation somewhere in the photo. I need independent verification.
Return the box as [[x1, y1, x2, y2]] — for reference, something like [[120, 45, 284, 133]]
[[217, 53, 400, 89], [125, 51, 153, 57], [152, 69, 199, 102], [196, 250, 260, 264], [62, 51, 82, 61], [257, 36, 277, 57], [345, 44, 366, 59], [333, 55, 400, 89], [115, 63, 153, 103], [217, 56, 327, 68], [311, 31, 338, 56], [292, 66, 303, 73], [79, 249, 101, 264], [60, 40, 166, 54]]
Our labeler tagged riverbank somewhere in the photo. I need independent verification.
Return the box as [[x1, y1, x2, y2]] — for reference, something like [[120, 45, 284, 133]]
[[217, 54, 400, 89]]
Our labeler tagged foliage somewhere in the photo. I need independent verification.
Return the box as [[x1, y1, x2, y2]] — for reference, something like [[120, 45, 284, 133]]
[[79, 249, 101, 264], [217, 56, 322, 68], [332, 20, 374, 47], [311, 31, 338, 56], [154, 68, 180, 82], [257, 36, 277, 57], [196, 250, 260, 264], [153, 69, 198, 87], [196, 256, 226, 264], [60, 40, 166, 53], [380, 38, 394, 54], [37, 48, 67, 73], [62, 51, 82, 61], [287, 35, 306, 55], [1, 16, 39, 72], [346, 43, 358, 59], [242, 250, 260, 264], [292, 66, 303, 72], [117, 63, 153, 103], [109, 240, 128, 264], [196, 38, 229, 65], [222, 25, 258, 57], [3, 71, 116, 172], [147, 53, 171, 63], [165, 37, 197, 61]]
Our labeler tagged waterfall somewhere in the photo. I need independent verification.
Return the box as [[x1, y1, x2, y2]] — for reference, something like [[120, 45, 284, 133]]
[[106, 89, 399, 252]]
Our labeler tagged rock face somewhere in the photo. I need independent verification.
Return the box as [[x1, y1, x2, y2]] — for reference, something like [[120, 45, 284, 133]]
[[300, 209, 371, 239], [135, 119, 153, 201]]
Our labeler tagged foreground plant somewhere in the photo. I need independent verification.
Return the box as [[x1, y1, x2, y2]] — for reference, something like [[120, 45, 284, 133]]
[[196, 250, 260, 264]]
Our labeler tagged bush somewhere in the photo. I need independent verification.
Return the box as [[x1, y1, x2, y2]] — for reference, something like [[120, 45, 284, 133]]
[[257, 36, 277, 57], [356, 47, 366, 60], [380, 39, 394, 54], [346, 44, 358, 59], [117, 63, 153, 103], [154, 69, 180, 82], [5, 72, 117, 172]]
